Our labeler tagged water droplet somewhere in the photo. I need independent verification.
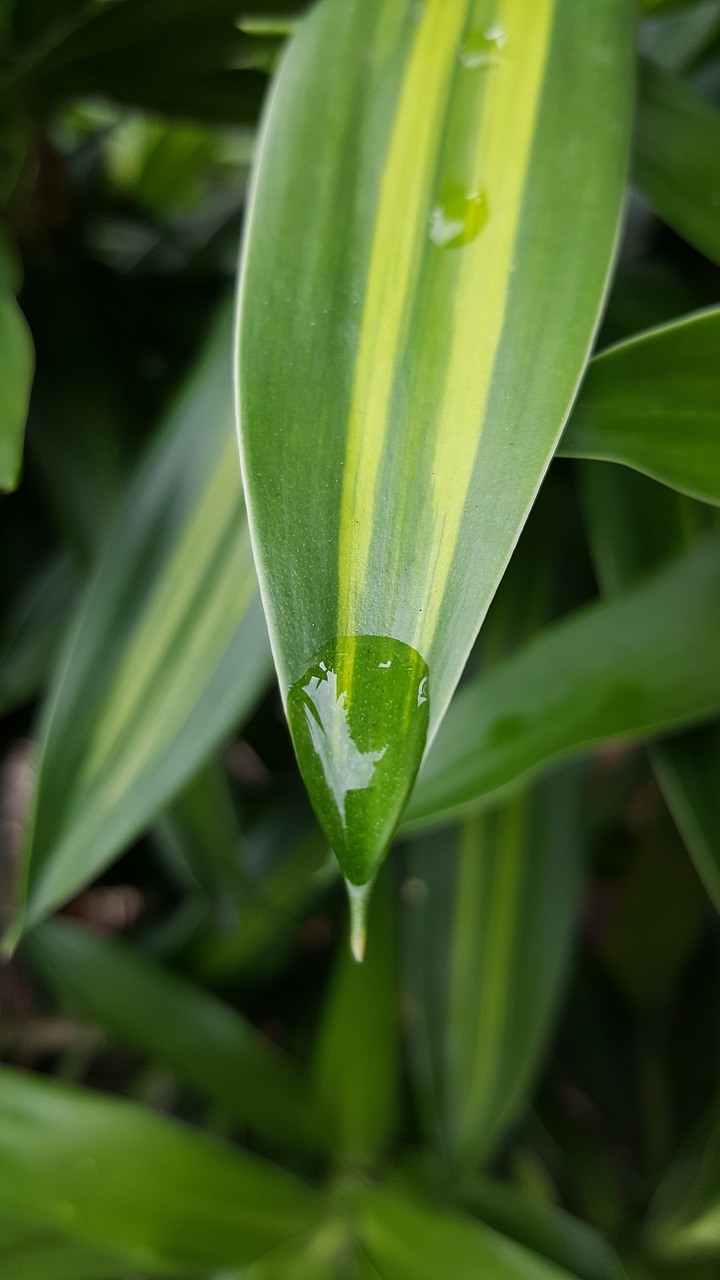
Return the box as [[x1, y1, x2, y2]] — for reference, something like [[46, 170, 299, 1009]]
[[459, 24, 507, 71], [287, 636, 430, 909], [429, 184, 489, 250]]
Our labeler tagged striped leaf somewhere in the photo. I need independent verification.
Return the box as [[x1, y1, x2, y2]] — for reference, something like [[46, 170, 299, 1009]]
[[236, 0, 634, 939], [8, 308, 272, 945], [560, 308, 720, 507]]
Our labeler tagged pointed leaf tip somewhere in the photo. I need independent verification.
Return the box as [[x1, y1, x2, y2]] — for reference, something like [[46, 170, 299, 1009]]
[[286, 636, 429, 888]]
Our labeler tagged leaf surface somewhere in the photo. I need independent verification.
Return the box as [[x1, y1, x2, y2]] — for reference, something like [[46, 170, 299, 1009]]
[[9, 309, 272, 943], [560, 307, 720, 506], [406, 534, 720, 831], [636, 59, 720, 266], [25, 917, 328, 1155], [236, 0, 634, 902], [0, 1066, 321, 1275]]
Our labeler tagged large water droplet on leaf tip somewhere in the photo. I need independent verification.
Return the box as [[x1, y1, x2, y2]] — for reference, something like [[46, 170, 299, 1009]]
[[286, 636, 430, 925]]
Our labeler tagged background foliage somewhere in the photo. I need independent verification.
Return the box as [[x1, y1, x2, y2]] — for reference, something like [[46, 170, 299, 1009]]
[[1, 1, 720, 1277]]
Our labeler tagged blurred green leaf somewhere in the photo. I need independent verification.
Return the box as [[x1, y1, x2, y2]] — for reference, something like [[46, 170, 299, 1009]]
[[444, 766, 587, 1168], [237, 0, 634, 907], [636, 59, 720, 265], [646, 1102, 720, 1258], [25, 916, 329, 1156], [0, 1064, 322, 1275], [313, 869, 399, 1166], [560, 307, 720, 506], [459, 1178, 623, 1280], [8, 307, 272, 944], [359, 1186, 583, 1279], [579, 464, 720, 914], [406, 535, 720, 831], [0, 1205, 132, 1280], [403, 765, 586, 1169], [0, 290, 34, 492]]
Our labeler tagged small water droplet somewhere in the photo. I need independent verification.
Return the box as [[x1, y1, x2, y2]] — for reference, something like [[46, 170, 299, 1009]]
[[429, 184, 489, 250], [459, 24, 507, 71], [287, 636, 429, 897]]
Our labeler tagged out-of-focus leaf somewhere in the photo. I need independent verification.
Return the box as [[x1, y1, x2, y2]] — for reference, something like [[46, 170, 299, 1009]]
[[237, 0, 634, 921], [403, 765, 586, 1168], [24, 917, 329, 1156], [444, 765, 587, 1167], [0, 289, 34, 492], [579, 464, 720, 914], [8, 308, 272, 945], [645, 1103, 720, 1259], [459, 1178, 622, 1280], [560, 308, 720, 506], [0, 1065, 322, 1275], [406, 535, 720, 832], [313, 869, 399, 1164], [152, 759, 248, 931], [0, 555, 78, 714], [359, 1186, 583, 1279], [0, 1206, 132, 1280], [636, 59, 720, 265]]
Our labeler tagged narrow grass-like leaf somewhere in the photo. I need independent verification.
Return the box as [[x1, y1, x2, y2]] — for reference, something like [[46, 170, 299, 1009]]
[[359, 1186, 583, 1280], [236, 0, 634, 911], [445, 764, 586, 1167], [560, 308, 720, 506], [0, 1066, 321, 1275], [402, 765, 586, 1168], [24, 917, 328, 1156], [0, 291, 34, 492], [645, 1103, 720, 1259], [406, 535, 720, 832], [8, 308, 272, 943], [636, 59, 720, 266], [313, 869, 399, 1161]]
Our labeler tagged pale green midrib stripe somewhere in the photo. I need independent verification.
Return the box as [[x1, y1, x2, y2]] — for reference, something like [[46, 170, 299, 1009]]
[[80, 434, 242, 782], [336, 0, 470, 642]]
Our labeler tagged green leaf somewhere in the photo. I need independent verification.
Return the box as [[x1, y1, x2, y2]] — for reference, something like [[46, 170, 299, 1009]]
[[402, 765, 586, 1168], [459, 1178, 623, 1280], [8, 307, 272, 944], [0, 1065, 321, 1276], [359, 1186, 583, 1279], [578, 464, 720, 915], [0, 291, 34, 492], [645, 1102, 720, 1259], [24, 917, 329, 1156], [313, 868, 399, 1161], [560, 307, 720, 506], [406, 534, 720, 832], [236, 0, 634, 906], [636, 59, 720, 266], [0, 1206, 132, 1280], [444, 766, 587, 1167]]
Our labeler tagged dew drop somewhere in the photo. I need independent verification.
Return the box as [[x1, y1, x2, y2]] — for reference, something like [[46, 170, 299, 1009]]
[[459, 24, 507, 71], [286, 636, 430, 911], [429, 183, 489, 250]]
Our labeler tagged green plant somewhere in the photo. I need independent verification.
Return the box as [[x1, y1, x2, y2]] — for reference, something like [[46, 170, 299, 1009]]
[[1, 0, 720, 1277]]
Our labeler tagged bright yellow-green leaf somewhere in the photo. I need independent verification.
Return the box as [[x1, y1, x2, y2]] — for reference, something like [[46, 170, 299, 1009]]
[[236, 0, 635, 921]]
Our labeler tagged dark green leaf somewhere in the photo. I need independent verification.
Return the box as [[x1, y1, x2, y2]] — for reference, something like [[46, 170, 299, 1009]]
[[25, 917, 329, 1156], [406, 535, 720, 831], [636, 59, 720, 265]]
